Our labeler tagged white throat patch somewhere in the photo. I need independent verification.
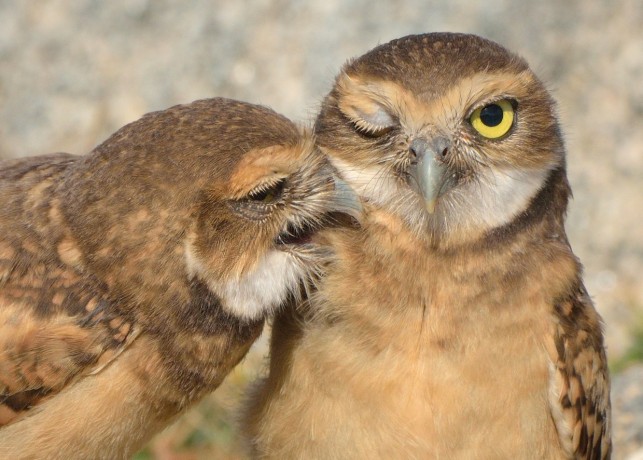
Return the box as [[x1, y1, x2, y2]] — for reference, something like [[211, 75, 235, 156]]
[[329, 155, 549, 242], [185, 245, 305, 321], [329, 156, 401, 208], [214, 250, 304, 320], [458, 166, 549, 231]]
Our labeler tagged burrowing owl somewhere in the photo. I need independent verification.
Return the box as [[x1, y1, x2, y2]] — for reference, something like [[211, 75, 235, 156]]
[[245, 34, 611, 459], [0, 98, 360, 459]]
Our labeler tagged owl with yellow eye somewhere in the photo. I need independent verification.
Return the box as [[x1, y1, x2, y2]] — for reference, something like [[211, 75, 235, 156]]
[[470, 99, 514, 138], [245, 33, 611, 460]]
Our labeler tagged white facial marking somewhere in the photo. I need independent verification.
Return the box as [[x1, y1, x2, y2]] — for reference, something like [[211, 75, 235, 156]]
[[185, 241, 305, 321], [331, 154, 550, 241], [329, 156, 400, 207], [456, 166, 549, 231], [214, 250, 304, 320]]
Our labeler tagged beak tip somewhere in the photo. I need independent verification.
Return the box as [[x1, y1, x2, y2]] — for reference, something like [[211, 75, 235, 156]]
[[425, 199, 437, 214]]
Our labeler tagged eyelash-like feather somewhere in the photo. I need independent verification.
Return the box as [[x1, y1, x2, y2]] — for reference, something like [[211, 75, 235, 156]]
[[349, 118, 396, 137], [247, 177, 287, 200]]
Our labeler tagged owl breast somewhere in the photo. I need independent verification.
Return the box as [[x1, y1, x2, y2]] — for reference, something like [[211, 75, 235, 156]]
[[246, 219, 576, 459]]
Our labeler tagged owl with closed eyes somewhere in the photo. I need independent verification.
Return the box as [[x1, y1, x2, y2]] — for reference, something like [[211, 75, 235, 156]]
[[245, 33, 611, 459], [0, 98, 359, 459]]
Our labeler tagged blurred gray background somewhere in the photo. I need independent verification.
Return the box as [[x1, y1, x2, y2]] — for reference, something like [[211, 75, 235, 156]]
[[1, 1, 641, 458]]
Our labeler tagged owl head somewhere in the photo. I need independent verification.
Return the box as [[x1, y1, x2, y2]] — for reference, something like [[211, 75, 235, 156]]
[[316, 33, 570, 248], [61, 98, 361, 321]]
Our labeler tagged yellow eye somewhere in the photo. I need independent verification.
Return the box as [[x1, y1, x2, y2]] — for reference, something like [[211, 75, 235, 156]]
[[469, 99, 515, 139]]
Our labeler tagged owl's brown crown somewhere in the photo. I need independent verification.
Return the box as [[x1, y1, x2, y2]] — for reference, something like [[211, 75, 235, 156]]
[[344, 33, 529, 99]]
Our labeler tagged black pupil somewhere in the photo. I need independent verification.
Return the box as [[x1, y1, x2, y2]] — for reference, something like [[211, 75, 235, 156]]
[[480, 104, 504, 127]]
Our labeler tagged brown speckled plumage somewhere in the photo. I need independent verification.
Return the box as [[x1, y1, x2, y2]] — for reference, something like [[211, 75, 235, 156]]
[[0, 98, 354, 458], [245, 33, 611, 459]]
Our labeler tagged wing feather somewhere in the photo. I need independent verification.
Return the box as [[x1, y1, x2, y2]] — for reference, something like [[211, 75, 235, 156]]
[[0, 264, 138, 425], [0, 257, 137, 426], [0, 155, 138, 426], [548, 283, 612, 459]]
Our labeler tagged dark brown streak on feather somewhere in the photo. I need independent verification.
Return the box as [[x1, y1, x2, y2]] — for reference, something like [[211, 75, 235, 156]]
[[552, 281, 612, 459], [78, 298, 114, 328], [176, 278, 264, 339], [147, 278, 264, 399], [1, 388, 51, 412], [0, 259, 134, 426]]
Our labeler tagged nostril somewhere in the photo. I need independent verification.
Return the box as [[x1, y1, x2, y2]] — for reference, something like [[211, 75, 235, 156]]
[[431, 136, 450, 160], [409, 138, 428, 160]]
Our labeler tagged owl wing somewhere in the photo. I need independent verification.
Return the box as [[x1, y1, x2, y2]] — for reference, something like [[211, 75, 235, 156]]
[[0, 243, 139, 426], [548, 283, 612, 460]]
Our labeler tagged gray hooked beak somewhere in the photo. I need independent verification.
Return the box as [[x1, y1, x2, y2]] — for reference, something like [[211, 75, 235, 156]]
[[331, 175, 363, 223], [408, 137, 453, 214]]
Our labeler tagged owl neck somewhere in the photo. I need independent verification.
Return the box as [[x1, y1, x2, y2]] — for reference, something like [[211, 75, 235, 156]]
[[481, 165, 571, 250], [348, 165, 579, 316]]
